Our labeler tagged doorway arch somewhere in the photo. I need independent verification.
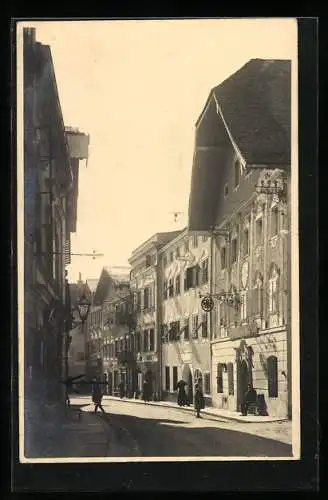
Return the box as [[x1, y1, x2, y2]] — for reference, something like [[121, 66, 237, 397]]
[[238, 359, 249, 409], [182, 364, 193, 404]]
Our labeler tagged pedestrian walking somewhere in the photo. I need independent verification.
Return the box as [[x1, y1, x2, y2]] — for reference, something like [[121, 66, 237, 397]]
[[118, 380, 125, 399], [142, 380, 151, 403], [92, 377, 106, 414], [194, 378, 205, 418]]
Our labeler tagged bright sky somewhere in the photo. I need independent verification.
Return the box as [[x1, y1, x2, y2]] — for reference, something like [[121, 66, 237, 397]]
[[22, 19, 297, 283]]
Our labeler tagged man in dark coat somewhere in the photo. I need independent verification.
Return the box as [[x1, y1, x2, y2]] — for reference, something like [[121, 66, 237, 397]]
[[240, 384, 257, 415], [142, 380, 151, 402], [92, 378, 105, 414], [194, 379, 205, 418]]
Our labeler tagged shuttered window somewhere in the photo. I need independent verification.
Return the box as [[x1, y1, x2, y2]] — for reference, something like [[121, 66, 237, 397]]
[[216, 364, 223, 393], [165, 366, 170, 391], [267, 356, 278, 398], [173, 366, 178, 390], [227, 363, 234, 395]]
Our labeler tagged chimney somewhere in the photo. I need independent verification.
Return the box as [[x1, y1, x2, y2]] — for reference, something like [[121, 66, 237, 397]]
[[78, 272, 82, 282]]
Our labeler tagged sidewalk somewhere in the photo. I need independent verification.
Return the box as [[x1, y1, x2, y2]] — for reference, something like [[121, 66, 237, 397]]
[[25, 403, 110, 458], [102, 395, 289, 423]]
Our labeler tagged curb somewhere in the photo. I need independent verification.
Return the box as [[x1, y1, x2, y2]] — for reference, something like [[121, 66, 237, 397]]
[[100, 396, 288, 424]]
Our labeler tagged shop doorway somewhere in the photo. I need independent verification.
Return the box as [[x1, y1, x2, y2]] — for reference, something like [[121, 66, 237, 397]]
[[237, 359, 249, 410], [182, 364, 193, 404]]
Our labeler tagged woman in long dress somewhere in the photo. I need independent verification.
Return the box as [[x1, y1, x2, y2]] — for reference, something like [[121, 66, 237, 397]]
[[176, 380, 189, 406]]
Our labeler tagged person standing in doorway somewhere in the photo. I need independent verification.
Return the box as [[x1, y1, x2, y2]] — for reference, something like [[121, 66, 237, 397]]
[[92, 377, 106, 414], [142, 379, 150, 403]]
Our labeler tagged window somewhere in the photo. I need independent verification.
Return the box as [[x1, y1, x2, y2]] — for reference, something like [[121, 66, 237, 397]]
[[231, 238, 237, 263], [143, 330, 149, 352], [175, 274, 181, 295], [169, 251, 174, 262], [202, 235, 208, 242], [185, 267, 193, 290], [163, 280, 168, 300], [184, 239, 189, 254], [269, 266, 279, 314], [173, 366, 178, 390], [192, 314, 199, 338], [165, 366, 170, 391], [201, 259, 209, 284], [220, 246, 226, 269], [149, 328, 155, 351], [217, 364, 223, 393], [240, 290, 247, 321], [192, 234, 198, 248], [227, 363, 234, 395], [254, 273, 264, 316], [176, 246, 180, 258], [201, 313, 208, 338], [169, 321, 180, 342], [168, 278, 174, 298], [184, 318, 189, 340], [163, 255, 167, 268], [267, 356, 278, 398], [234, 159, 240, 188], [76, 352, 85, 362], [136, 332, 141, 352], [243, 228, 249, 256], [224, 183, 229, 197], [256, 218, 263, 246], [204, 373, 210, 394], [145, 254, 151, 268], [271, 206, 279, 236], [193, 265, 200, 287], [143, 288, 149, 309], [137, 291, 142, 312]]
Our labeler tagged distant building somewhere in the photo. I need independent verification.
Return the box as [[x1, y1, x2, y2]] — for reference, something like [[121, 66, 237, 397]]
[[129, 231, 182, 399], [188, 59, 291, 418], [92, 266, 131, 388], [158, 229, 213, 405]]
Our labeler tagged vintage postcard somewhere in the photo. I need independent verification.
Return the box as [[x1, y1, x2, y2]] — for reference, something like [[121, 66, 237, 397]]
[[16, 18, 300, 465]]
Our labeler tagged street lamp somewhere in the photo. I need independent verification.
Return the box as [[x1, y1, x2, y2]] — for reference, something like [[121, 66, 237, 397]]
[[77, 293, 91, 323]]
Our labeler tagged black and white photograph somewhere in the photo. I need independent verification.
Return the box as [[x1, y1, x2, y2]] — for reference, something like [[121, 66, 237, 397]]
[[17, 18, 300, 464]]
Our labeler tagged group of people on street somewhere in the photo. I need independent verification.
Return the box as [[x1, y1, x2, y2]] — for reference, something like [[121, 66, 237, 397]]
[[176, 377, 205, 418]]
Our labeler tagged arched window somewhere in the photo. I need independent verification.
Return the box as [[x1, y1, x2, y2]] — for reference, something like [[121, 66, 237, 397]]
[[216, 364, 223, 393], [267, 355, 278, 398], [253, 272, 264, 316]]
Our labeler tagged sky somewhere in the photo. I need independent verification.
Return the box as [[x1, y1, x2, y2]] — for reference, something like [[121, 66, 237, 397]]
[[21, 18, 297, 283]]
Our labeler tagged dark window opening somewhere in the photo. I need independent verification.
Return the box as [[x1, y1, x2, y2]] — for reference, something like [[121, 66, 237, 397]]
[[231, 238, 237, 263], [221, 246, 226, 269], [217, 364, 223, 393], [243, 228, 249, 256], [268, 355, 278, 398], [224, 183, 229, 197], [175, 274, 181, 295], [204, 372, 211, 394], [271, 207, 279, 236], [234, 160, 240, 188], [149, 328, 155, 351], [173, 366, 178, 390], [165, 366, 170, 391], [228, 363, 234, 395], [201, 313, 208, 337], [256, 218, 263, 246], [184, 318, 189, 340]]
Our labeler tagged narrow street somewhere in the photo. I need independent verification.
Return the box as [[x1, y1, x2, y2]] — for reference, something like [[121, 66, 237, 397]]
[[71, 397, 292, 458]]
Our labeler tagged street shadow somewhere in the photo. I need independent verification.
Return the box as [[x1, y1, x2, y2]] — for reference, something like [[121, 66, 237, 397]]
[[98, 411, 293, 458]]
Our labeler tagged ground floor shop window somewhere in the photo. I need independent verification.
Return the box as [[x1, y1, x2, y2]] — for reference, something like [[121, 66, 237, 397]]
[[227, 362, 234, 395], [217, 364, 223, 393], [267, 355, 278, 398], [165, 366, 170, 391]]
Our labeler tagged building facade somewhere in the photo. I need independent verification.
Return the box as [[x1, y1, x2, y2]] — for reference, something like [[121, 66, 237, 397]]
[[159, 229, 213, 405], [129, 231, 181, 399], [188, 59, 291, 418], [23, 27, 89, 422], [92, 266, 131, 393]]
